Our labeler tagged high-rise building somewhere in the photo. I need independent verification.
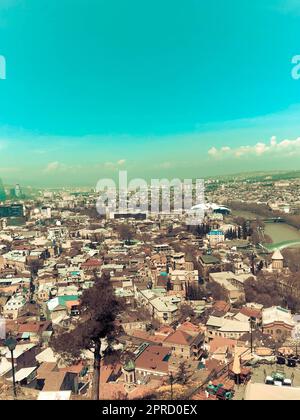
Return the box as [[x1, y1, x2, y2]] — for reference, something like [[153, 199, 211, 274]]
[[9, 184, 24, 200], [0, 178, 6, 201], [15, 184, 22, 198], [0, 204, 24, 218]]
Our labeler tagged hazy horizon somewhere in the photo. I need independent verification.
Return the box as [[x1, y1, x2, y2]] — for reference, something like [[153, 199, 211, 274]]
[[2, 168, 300, 191]]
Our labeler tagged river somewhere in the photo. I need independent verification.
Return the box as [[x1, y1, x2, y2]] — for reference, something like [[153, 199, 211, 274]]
[[231, 210, 300, 246], [264, 223, 300, 244]]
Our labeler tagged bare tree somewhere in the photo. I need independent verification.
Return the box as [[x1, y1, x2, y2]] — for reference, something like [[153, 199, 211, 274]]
[[51, 273, 122, 400]]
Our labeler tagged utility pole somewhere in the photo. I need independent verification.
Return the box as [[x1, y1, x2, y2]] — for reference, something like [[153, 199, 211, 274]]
[[169, 372, 174, 400], [249, 317, 254, 354], [10, 348, 17, 398], [5, 337, 17, 398]]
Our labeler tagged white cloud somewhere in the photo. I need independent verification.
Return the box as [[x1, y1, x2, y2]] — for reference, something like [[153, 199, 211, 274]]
[[44, 161, 84, 173], [208, 147, 218, 157], [45, 161, 61, 172], [159, 161, 172, 169], [208, 136, 300, 159], [104, 159, 126, 169]]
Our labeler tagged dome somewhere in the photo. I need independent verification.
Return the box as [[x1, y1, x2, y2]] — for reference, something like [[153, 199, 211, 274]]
[[123, 359, 135, 372]]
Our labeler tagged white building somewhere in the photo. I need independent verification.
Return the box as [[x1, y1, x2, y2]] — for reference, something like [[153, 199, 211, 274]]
[[206, 316, 250, 340], [41, 206, 52, 219], [207, 230, 225, 247], [135, 288, 181, 324], [3, 295, 27, 319]]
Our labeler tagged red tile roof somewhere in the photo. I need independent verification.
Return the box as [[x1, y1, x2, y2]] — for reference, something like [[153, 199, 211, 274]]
[[18, 321, 51, 334], [240, 307, 262, 319], [81, 259, 102, 268], [155, 326, 175, 336], [212, 300, 231, 313], [177, 321, 202, 333], [60, 362, 85, 375], [37, 363, 57, 380], [100, 363, 122, 383], [164, 330, 194, 346], [65, 300, 80, 309], [209, 337, 237, 353], [135, 345, 170, 375], [43, 371, 67, 392], [99, 383, 127, 400]]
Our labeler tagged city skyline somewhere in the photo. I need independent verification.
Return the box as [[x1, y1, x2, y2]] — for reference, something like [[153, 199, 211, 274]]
[[0, 0, 300, 186]]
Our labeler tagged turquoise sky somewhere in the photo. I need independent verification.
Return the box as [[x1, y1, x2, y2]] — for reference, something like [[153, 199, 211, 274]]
[[0, 0, 300, 186]]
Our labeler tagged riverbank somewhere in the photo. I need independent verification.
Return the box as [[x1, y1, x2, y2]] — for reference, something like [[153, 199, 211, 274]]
[[231, 209, 300, 250]]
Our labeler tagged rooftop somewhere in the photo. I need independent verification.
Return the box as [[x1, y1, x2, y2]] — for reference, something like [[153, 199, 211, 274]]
[[135, 345, 170, 375]]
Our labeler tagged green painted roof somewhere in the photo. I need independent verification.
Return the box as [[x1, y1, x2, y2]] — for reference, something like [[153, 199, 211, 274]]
[[200, 255, 220, 264], [58, 295, 79, 306], [124, 359, 135, 371]]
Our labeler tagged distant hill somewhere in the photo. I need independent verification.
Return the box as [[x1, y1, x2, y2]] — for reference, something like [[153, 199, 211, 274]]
[[207, 170, 300, 182]]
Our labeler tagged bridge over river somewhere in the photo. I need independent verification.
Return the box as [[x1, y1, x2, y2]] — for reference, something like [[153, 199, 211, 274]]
[[263, 217, 285, 223], [233, 210, 300, 252]]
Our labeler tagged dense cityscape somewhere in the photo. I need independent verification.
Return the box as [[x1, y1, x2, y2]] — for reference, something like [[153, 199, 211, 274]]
[[0, 171, 300, 401]]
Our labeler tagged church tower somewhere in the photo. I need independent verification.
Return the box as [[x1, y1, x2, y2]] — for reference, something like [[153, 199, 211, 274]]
[[272, 249, 284, 271], [122, 360, 136, 384]]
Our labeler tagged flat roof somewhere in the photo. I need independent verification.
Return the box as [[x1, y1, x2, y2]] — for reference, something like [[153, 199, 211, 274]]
[[200, 255, 220, 264], [245, 382, 300, 400], [38, 391, 71, 400]]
